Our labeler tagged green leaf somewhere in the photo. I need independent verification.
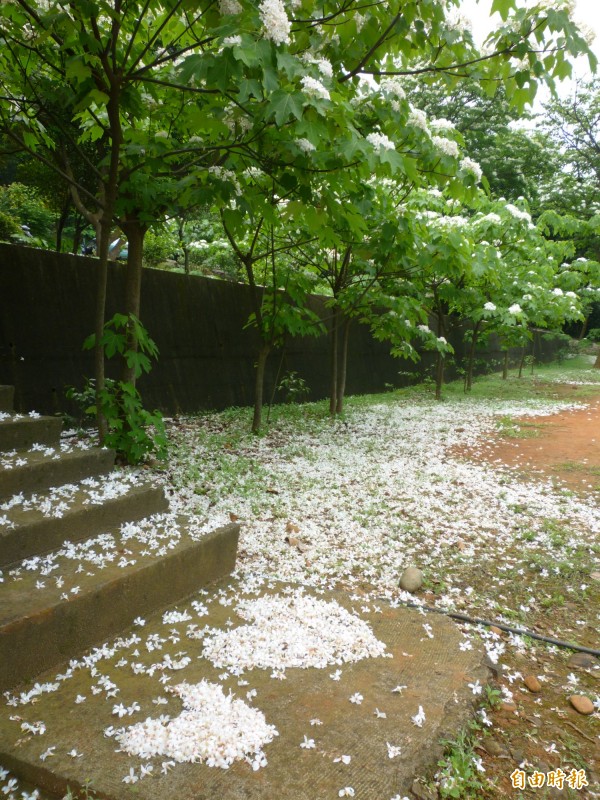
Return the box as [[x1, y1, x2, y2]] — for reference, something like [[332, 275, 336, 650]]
[[490, 0, 516, 21], [277, 51, 302, 78], [268, 89, 304, 126]]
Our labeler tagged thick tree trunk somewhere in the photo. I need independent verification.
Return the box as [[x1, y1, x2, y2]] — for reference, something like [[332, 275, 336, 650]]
[[335, 317, 351, 414], [252, 343, 271, 434], [120, 219, 146, 387]]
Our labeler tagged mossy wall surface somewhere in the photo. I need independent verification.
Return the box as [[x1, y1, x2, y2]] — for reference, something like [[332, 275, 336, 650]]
[[0, 243, 559, 415]]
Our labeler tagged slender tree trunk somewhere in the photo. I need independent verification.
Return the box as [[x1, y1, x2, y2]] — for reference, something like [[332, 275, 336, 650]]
[[434, 300, 446, 400], [578, 316, 589, 341], [120, 219, 146, 387], [435, 353, 444, 400], [252, 342, 271, 434], [594, 351, 600, 369], [329, 308, 339, 415], [502, 350, 509, 380], [183, 247, 190, 274], [518, 346, 527, 378], [95, 216, 113, 442], [335, 317, 351, 414], [72, 216, 85, 255], [464, 321, 481, 392], [55, 196, 70, 252]]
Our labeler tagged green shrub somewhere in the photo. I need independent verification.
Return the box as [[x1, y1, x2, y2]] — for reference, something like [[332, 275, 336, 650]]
[[83, 313, 167, 464], [0, 210, 20, 242]]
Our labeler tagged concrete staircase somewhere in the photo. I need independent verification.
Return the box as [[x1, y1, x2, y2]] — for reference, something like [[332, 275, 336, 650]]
[[0, 386, 239, 693]]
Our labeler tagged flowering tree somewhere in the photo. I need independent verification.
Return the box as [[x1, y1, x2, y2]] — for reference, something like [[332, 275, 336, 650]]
[[0, 0, 595, 434]]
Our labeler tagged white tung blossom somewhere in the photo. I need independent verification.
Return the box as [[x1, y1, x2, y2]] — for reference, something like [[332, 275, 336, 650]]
[[366, 131, 396, 152], [380, 77, 405, 99], [430, 118, 455, 132], [200, 591, 387, 671], [259, 0, 291, 45], [408, 107, 430, 135], [508, 303, 522, 315], [116, 680, 278, 768], [296, 138, 316, 153], [223, 35, 242, 47], [459, 157, 482, 183], [218, 0, 242, 12], [432, 135, 459, 158], [504, 203, 531, 223], [484, 302, 496, 311], [301, 76, 330, 101], [302, 54, 334, 79]]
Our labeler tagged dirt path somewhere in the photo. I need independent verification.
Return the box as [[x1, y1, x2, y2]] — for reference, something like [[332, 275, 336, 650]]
[[457, 394, 600, 494]]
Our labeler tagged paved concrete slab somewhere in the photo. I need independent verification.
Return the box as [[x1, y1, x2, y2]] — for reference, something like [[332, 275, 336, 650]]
[[0, 581, 488, 799]]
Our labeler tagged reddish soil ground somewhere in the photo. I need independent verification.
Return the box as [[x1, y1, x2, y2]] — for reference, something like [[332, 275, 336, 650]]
[[459, 392, 600, 495]]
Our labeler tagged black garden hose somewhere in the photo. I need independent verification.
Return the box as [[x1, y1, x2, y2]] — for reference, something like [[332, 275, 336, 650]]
[[397, 600, 600, 657]]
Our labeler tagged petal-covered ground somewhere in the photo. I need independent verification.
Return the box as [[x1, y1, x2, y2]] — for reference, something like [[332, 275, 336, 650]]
[[1, 357, 599, 799]]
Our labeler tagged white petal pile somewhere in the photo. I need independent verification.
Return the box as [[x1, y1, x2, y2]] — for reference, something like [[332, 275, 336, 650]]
[[200, 591, 387, 671], [116, 680, 277, 769]]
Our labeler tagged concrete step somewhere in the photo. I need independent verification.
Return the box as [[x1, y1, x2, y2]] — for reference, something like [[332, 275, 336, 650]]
[[0, 385, 14, 412], [0, 516, 239, 691], [0, 475, 169, 567], [0, 414, 62, 451], [0, 444, 115, 500], [0, 582, 486, 800]]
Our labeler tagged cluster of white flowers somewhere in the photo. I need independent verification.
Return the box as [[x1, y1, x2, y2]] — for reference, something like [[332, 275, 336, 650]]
[[445, 10, 471, 33], [431, 135, 459, 158], [552, 287, 564, 296], [223, 104, 253, 137], [504, 203, 531, 223], [407, 107, 430, 135], [258, 0, 291, 45], [208, 166, 241, 195], [430, 118, 455, 132], [380, 77, 405, 99], [483, 302, 496, 311], [116, 680, 278, 768], [300, 76, 330, 101], [218, 0, 242, 14], [301, 54, 333, 79], [508, 303, 523, 315], [459, 156, 482, 183], [296, 138, 316, 153], [222, 34, 242, 47], [476, 212, 502, 226], [200, 591, 387, 671], [366, 131, 396, 152]]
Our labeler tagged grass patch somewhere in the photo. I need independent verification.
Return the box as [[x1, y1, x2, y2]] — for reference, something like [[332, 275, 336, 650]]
[[497, 417, 541, 439]]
